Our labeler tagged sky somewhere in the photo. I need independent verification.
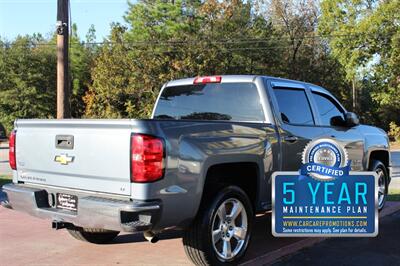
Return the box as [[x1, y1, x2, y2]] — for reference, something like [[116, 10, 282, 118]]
[[0, 0, 132, 42]]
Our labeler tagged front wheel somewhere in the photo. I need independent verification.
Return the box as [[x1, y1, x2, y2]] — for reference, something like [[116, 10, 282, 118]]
[[183, 186, 253, 266], [369, 160, 389, 211]]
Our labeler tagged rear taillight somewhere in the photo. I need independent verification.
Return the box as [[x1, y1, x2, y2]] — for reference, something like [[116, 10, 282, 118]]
[[9, 130, 16, 170], [131, 134, 164, 183], [193, 76, 222, 84]]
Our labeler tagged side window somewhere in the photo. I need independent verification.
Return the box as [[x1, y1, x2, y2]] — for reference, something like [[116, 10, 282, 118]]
[[312, 92, 345, 126], [273, 88, 314, 125]]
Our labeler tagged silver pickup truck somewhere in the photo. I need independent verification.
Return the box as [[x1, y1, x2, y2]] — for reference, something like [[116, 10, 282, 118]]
[[2, 75, 391, 265]]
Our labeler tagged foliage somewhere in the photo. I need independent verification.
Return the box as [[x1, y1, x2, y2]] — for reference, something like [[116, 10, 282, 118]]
[[0, 0, 398, 133], [70, 23, 98, 118], [388, 122, 400, 142], [0, 25, 97, 132], [83, 24, 152, 118], [0, 35, 57, 133], [388, 188, 400, 202], [0, 175, 12, 188], [85, 0, 348, 118], [319, 0, 400, 128]]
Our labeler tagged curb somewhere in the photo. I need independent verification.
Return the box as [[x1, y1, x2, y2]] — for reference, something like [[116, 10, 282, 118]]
[[241, 201, 400, 266]]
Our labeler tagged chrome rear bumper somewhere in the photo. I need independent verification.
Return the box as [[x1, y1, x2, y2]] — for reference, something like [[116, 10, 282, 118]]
[[2, 183, 161, 232]]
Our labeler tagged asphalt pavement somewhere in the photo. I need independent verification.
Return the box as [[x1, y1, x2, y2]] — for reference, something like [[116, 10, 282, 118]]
[[273, 210, 400, 266], [392, 151, 400, 177], [1, 201, 399, 265], [0, 206, 306, 265]]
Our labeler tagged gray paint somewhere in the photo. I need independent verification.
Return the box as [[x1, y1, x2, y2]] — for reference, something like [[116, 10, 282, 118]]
[[3, 75, 390, 232]]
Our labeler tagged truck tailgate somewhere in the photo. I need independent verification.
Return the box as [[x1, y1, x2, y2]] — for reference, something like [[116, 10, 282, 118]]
[[14, 120, 134, 196]]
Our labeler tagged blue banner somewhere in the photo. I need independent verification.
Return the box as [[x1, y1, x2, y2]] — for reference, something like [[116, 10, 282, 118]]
[[272, 172, 378, 237]]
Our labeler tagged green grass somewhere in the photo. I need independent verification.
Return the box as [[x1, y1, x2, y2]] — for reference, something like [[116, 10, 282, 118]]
[[0, 175, 12, 188], [388, 188, 400, 201]]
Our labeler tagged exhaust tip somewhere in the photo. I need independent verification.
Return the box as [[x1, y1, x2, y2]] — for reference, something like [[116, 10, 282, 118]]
[[144, 231, 159, 243]]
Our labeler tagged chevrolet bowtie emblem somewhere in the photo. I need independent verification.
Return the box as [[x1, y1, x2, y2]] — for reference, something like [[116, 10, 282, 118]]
[[54, 154, 74, 165]]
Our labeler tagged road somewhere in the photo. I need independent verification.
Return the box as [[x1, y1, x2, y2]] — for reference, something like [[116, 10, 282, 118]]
[[1, 202, 399, 265], [273, 210, 400, 266], [392, 151, 400, 177], [0, 206, 306, 265]]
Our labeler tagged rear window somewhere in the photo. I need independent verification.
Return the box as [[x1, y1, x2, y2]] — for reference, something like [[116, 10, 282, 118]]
[[153, 83, 265, 122]]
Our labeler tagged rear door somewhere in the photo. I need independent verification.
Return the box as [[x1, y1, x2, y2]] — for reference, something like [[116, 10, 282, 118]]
[[15, 120, 133, 195], [265, 80, 326, 171]]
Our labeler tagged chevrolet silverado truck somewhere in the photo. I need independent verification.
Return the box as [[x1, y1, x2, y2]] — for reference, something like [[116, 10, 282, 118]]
[[2, 75, 391, 265]]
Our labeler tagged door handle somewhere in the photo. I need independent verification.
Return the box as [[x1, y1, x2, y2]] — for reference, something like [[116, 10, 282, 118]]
[[284, 136, 298, 143]]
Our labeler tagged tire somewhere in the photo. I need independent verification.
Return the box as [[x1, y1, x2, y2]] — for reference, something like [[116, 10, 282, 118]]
[[369, 160, 389, 211], [67, 227, 119, 244], [183, 186, 253, 266]]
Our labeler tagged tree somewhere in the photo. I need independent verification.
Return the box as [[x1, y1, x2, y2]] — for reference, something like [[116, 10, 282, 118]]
[[84, 24, 155, 118], [319, 0, 400, 128], [267, 0, 319, 78], [69, 23, 98, 118], [255, 0, 349, 102], [85, 1, 204, 118], [0, 36, 57, 133], [359, 0, 400, 127], [85, 0, 352, 120]]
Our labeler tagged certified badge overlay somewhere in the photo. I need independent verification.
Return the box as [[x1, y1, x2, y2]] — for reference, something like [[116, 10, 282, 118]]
[[272, 138, 378, 237], [301, 139, 350, 181]]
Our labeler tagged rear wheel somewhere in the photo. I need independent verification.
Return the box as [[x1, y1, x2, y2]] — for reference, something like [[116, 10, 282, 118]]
[[183, 186, 253, 266], [67, 227, 119, 244]]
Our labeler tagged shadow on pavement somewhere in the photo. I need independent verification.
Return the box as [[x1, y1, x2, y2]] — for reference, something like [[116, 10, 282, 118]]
[[111, 212, 304, 264], [113, 230, 183, 244], [272, 210, 400, 266]]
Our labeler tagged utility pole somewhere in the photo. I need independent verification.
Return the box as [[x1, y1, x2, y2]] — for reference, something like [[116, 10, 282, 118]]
[[56, 0, 70, 119], [352, 76, 356, 112]]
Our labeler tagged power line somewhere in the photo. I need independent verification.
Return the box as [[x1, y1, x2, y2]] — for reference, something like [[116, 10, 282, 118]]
[[0, 42, 328, 54], [0, 31, 387, 50]]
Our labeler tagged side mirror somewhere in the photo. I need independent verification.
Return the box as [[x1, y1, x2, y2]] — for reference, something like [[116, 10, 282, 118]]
[[330, 116, 346, 127], [345, 112, 359, 127]]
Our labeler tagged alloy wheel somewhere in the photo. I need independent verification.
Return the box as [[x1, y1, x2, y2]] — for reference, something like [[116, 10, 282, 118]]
[[376, 168, 386, 208], [211, 198, 248, 261]]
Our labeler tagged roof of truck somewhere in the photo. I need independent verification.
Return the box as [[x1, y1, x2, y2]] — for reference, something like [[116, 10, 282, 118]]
[[165, 75, 331, 95]]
